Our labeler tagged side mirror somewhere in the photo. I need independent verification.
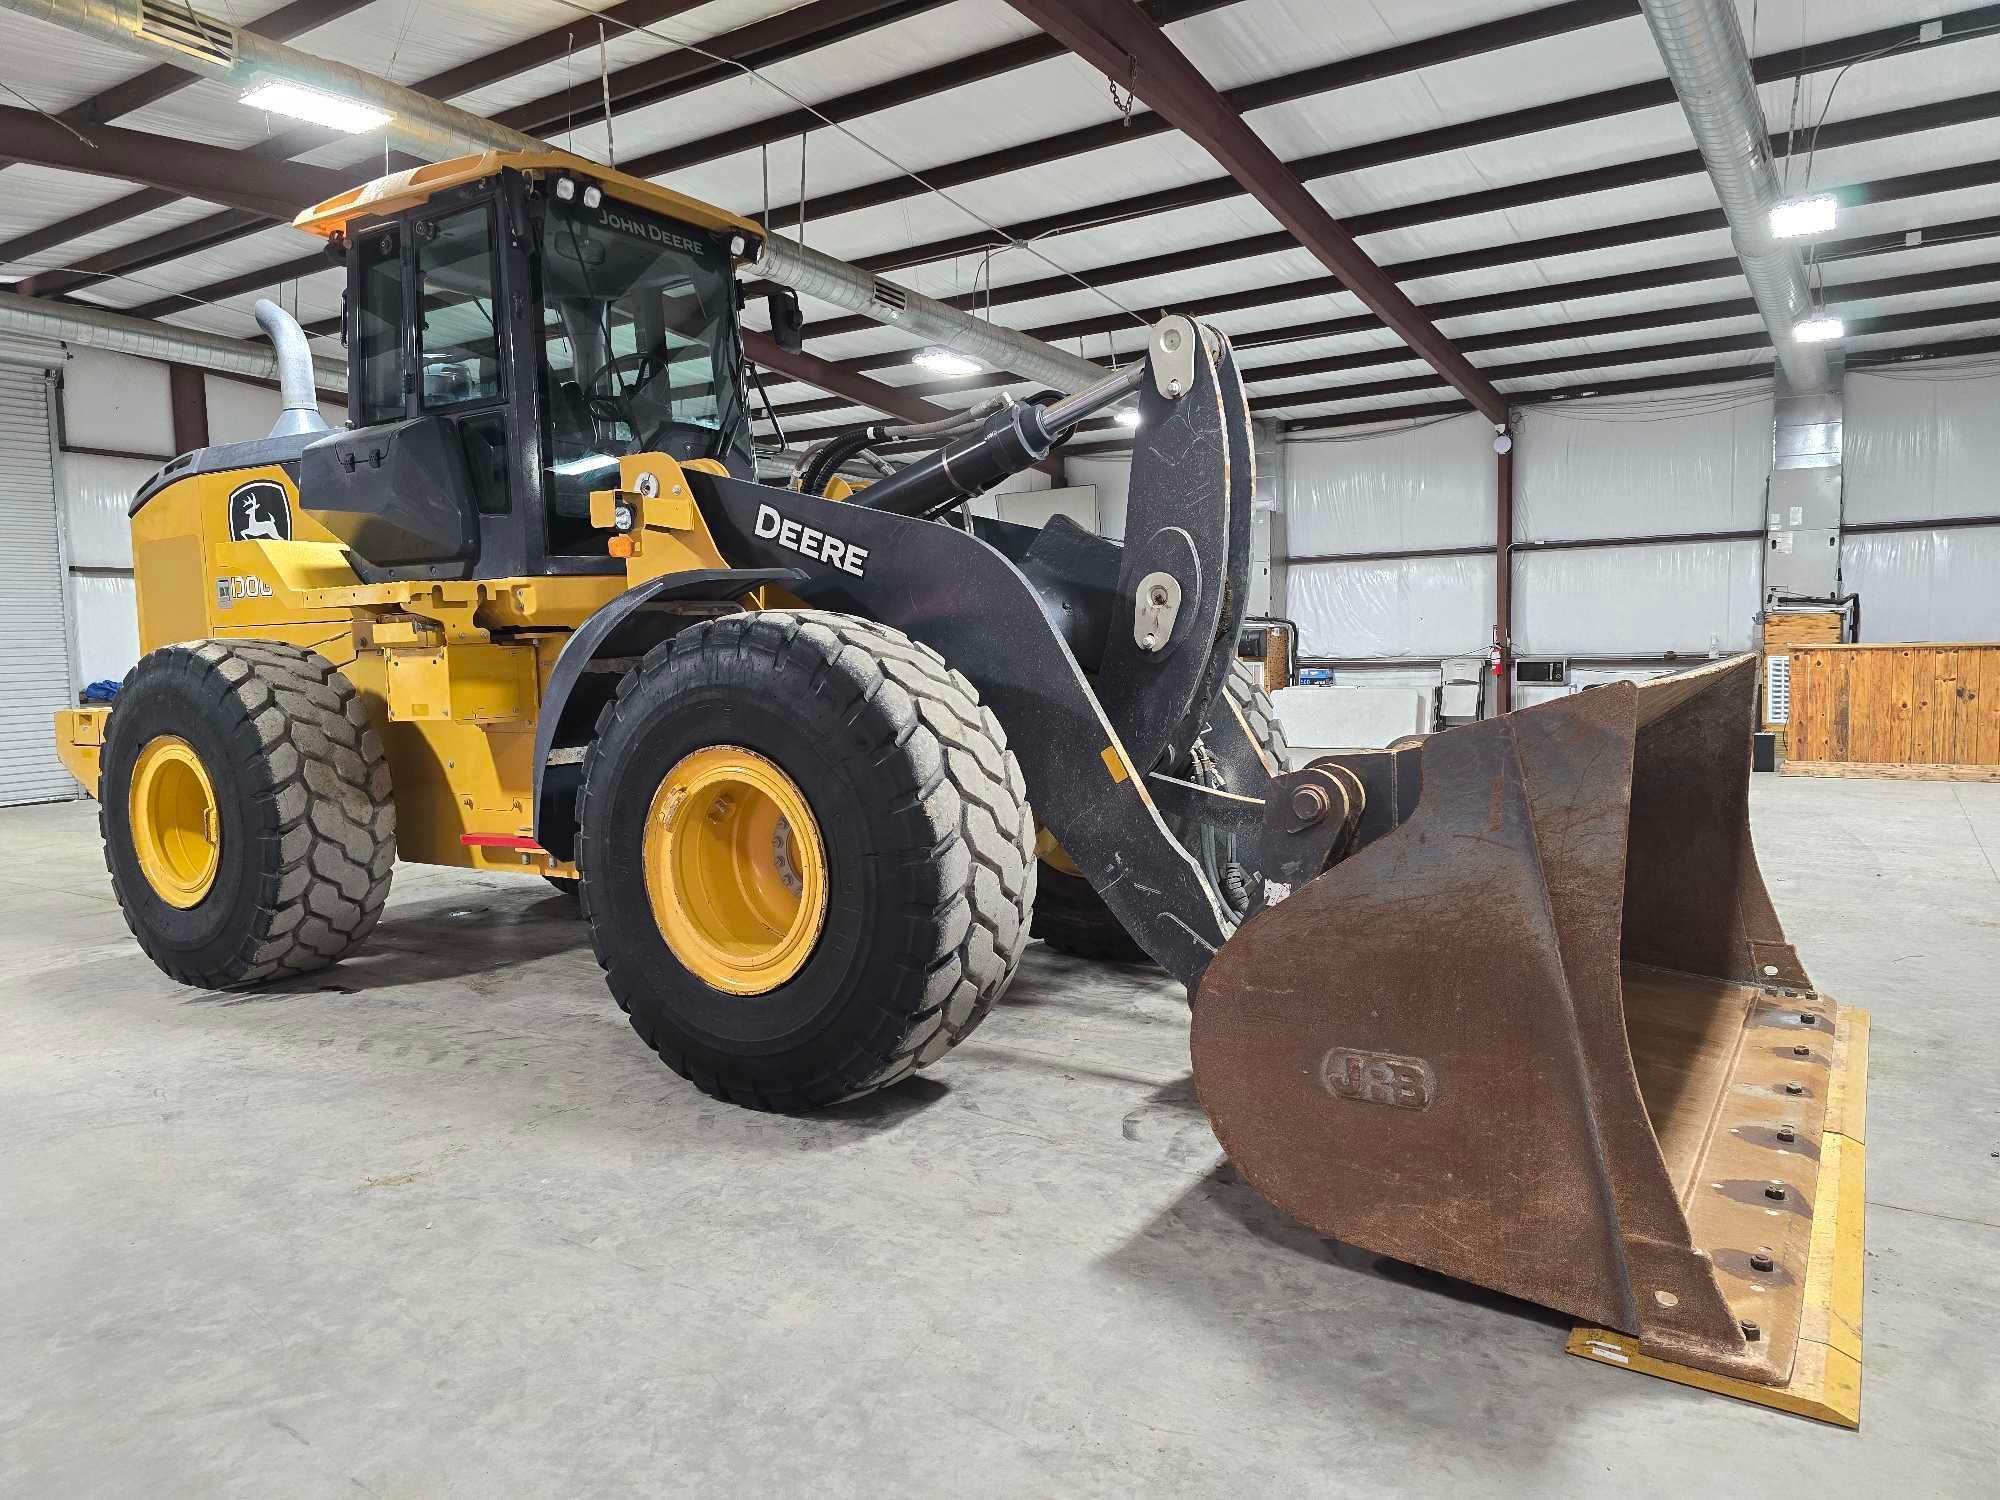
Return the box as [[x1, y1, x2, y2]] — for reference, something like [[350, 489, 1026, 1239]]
[[766, 289, 805, 354]]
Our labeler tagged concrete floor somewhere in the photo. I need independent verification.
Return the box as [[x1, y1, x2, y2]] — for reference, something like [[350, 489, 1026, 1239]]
[[1, 777, 1995, 1497]]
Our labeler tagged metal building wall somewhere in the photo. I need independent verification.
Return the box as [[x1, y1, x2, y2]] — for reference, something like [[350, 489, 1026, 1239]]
[[0, 361, 77, 805]]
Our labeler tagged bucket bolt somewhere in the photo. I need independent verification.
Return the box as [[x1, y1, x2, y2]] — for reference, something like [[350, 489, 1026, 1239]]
[[1764, 1184, 1788, 1202], [1784, 1082, 1806, 1096], [1792, 1043, 1811, 1056], [1750, 1250, 1775, 1273], [1741, 1320, 1762, 1342], [1290, 784, 1330, 827], [1776, 1126, 1797, 1144]]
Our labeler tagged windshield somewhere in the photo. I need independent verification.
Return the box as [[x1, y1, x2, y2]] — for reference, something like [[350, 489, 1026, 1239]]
[[538, 192, 747, 523]]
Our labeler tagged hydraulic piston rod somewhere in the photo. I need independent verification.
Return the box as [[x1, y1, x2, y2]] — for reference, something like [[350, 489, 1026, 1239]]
[[856, 361, 1147, 521]]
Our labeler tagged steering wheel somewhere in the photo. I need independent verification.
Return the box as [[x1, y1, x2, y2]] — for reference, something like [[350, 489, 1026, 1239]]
[[584, 349, 669, 429]]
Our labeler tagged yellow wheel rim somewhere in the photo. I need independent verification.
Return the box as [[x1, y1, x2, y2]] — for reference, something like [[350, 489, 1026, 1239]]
[[1034, 824, 1083, 878], [129, 734, 220, 908], [643, 745, 828, 995]]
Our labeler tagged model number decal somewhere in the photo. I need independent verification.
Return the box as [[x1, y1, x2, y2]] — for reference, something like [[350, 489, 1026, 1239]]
[[214, 575, 274, 609], [754, 502, 869, 578]]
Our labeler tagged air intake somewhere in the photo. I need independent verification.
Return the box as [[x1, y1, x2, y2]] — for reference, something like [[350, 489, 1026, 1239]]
[[870, 281, 909, 317], [138, 0, 234, 65]]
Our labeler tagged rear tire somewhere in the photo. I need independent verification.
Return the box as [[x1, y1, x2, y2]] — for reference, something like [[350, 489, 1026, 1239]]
[[576, 610, 1035, 1110], [100, 640, 396, 988], [1030, 660, 1288, 963]]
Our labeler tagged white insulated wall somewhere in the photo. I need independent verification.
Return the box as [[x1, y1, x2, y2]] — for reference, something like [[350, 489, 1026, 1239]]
[[1511, 393, 1772, 658], [56, 353, 346, 688], [1842, 361, 2000, 643], [59, 350, 173, 690], [1284, 415, 1494, 660]]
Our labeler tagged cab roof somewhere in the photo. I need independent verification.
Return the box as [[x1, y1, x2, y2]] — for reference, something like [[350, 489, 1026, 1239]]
[[292, 148, 765, 248]]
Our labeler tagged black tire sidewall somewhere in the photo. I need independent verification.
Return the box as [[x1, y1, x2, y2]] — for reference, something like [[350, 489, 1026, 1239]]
[[102, 650, 274, 973], [582, 654, 931, 1081]]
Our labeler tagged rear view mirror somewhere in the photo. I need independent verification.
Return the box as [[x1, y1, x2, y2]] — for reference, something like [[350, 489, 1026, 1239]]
[[766, 289, 805, 353]]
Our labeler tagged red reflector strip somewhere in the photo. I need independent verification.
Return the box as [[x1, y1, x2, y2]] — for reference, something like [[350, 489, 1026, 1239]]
[[460, 834, 544, 851]]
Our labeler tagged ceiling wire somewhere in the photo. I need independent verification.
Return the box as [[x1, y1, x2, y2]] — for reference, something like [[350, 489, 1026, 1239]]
[[535, 0, 1156, 338]]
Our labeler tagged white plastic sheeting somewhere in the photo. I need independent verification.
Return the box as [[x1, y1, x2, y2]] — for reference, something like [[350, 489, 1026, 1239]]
[[71, 571, 138, 687], [1842, 526, 2000, 643], [60, 451, 152, 569], [1845, 363, 2000, 525], [1285, 416, 1495, 557], [204, 375, 343, 448], [1513, 540, 1762, 656], [59, 346, 173, 457], [1291, 554, 1492, 660], [1513, 393, 1773, 543], [1064, 454, 1131, 540]]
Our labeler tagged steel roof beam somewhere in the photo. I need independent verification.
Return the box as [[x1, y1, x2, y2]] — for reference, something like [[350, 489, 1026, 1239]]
[[789, 4, 1998, 285], [1002, 0, 1505, 421], [762, 152, 2000, 396], [759, 253, 2000, 421], [619, 0, 1246, 181], [0, 0, 372, 175], [800, 75, 2000, 342], [0, 0, 908, 288], [741, 0, 1637, 236]]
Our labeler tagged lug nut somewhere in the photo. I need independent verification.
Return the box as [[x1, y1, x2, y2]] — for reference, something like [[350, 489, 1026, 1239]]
[[1750, 1251, 1775, 1273]]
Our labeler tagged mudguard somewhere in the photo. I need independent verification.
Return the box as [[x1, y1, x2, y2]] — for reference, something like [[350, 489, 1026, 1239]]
[[532, 567, 802, 861]]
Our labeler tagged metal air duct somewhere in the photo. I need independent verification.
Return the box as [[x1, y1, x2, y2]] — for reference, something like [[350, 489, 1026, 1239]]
[[0, 288, 348, 392], [1637, 0, 1829, 390], [7, 0, 1115, 395]]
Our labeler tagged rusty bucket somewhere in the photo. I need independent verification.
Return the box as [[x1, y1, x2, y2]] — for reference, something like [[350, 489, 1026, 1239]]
[[1191, 656, 1867, 1421]]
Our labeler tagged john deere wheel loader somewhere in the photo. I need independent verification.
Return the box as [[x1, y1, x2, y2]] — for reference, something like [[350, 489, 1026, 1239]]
[[53, 150, 1867, 1424]]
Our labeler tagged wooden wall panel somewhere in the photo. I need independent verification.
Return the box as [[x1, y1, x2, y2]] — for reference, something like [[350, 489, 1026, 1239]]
[[1788, 643, 2000, 765]]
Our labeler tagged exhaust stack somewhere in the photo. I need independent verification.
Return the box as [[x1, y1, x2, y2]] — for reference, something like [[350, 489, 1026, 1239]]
[[253, 299, 329, 438]]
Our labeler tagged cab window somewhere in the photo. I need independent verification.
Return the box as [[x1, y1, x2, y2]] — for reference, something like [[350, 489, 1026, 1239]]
[[415, 206, 503, 409], [355, 226, 404, 425]]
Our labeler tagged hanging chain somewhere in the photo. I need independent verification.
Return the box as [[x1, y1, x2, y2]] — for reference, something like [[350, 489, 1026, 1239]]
[[1108, 68, 1138, 127]]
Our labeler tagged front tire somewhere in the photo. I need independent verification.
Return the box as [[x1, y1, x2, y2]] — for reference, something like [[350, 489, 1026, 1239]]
[[576, 610, 1035, 1110], [100, 640, 395, 988]]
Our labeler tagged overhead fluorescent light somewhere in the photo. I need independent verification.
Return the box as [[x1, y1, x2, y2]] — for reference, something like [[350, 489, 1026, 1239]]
[[913, 347, 981, 376], [1793, 314, 1845, 343], [241, 81, 392, 134], [1769, 195, 1837, 239], [1115, 409, 1141, 427]]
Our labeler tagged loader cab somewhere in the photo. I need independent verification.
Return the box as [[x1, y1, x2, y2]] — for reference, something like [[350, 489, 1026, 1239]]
[[319, 164, 754, 581]]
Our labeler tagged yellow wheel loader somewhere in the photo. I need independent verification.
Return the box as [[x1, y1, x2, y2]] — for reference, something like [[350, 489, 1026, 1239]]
[[53, 150, 1866, 1423]]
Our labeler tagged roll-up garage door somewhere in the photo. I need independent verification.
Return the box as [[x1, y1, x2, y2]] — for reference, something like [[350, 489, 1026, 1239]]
[[0, 364, 77, 806]]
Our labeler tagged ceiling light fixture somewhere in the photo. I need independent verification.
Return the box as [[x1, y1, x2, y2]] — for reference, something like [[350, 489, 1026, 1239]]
[[1793, 314, 1845, 343], [913, 347, 982, 376], [1769, 195, 1838, 239], [240, 81, 391, 135]]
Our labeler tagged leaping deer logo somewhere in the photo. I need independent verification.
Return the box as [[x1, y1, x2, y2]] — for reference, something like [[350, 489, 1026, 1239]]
[[227, 481, 292, 543]]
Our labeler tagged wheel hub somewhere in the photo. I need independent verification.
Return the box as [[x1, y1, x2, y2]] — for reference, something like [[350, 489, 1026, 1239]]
[[643, 745, 827, 995], [129, 734, 220, 908]]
